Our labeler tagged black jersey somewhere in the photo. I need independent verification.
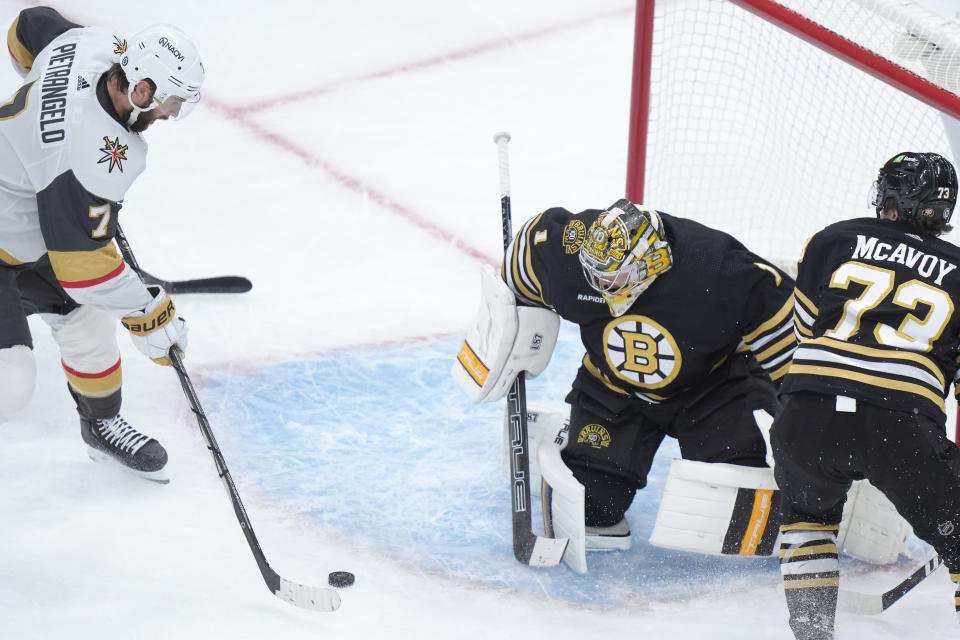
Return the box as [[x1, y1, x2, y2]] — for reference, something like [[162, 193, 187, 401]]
[[783, 217, 960, 420], [503, 207, 796, 403]]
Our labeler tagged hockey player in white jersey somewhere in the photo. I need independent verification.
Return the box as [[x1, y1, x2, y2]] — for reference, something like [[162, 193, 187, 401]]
[[0, 7, 204, 481]]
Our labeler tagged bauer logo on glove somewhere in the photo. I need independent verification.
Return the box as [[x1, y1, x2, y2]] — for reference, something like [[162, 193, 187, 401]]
[[121, 298, 175, 334], [121, 285, 189, 366]]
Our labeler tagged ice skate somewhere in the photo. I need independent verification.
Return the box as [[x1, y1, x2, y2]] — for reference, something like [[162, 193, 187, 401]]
[[585, 518, 632, 551], [80, 414, 169, 483]]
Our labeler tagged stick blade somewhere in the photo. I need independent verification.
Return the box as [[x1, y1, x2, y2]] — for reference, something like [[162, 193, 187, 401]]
[[838, 589, 883, 615], [275, 576, 342, 612], [518, 533, 569, 567]]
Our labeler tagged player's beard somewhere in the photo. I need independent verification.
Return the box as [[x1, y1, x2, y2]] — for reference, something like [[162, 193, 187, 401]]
[[129, 110, 164, 133]]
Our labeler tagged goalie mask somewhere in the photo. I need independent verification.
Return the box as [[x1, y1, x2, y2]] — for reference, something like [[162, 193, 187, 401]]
[[870, 152, 957, 235], [117, 25, 205, 125], [579, 199, 673, 317]]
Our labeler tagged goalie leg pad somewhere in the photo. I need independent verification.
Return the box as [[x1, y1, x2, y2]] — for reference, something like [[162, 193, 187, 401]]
[[539, 423, 588, 574], [504, 402, 570, 498], [452, 265, 559, 403], [837, 479, 911, 565], [649, 458, 782, 556]]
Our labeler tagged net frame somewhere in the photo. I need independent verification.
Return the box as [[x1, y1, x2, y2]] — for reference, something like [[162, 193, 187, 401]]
[[625, 0, 960, 272]]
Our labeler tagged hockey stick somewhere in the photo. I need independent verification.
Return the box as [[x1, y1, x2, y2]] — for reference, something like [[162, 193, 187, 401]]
[[495, 131, 569, 567], [168, 346, 342, 611], [141, 272, 252, 295], [839, 554, 942, 615], [115, 224, 252, 294]]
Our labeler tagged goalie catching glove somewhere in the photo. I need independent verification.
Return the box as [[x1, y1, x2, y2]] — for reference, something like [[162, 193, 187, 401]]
[[121, 285, 188, 366], [452, 265, 559, 402]]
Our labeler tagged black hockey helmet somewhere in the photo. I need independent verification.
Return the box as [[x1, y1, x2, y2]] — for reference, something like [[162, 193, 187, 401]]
[[871, 151, 957, 235]]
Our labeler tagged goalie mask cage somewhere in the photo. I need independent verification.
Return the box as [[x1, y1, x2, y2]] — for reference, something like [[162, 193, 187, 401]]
[[626, 0, 960, 440], [626, 0, 960, 273]]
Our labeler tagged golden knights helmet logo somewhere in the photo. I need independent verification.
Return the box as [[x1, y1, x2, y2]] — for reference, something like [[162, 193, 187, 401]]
[[113, 36, 128, 57], [579, 199, 673, 317]]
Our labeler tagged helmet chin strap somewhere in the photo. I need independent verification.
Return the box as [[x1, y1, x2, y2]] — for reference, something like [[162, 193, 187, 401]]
[[125, 84, 153, 127]]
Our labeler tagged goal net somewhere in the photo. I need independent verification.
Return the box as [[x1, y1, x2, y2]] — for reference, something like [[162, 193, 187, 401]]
[[626, 0, 960, 274]]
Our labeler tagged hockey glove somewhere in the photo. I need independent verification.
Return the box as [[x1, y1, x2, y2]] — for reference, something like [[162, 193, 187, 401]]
[[121, 286, 188, 366]]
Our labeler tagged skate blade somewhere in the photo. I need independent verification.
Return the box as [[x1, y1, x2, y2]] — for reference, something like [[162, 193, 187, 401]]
[[86, 446, 170, 484]]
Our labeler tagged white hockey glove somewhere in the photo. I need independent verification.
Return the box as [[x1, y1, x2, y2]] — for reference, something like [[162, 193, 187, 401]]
[[121, 285, 188, 366], [452, 265, 559, 403]]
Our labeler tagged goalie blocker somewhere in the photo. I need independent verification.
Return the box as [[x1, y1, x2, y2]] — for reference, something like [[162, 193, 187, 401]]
[[533, 404, 911, 573], [451, 265, 559, 403]]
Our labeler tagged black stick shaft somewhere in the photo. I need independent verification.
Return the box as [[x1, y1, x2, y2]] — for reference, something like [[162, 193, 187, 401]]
[[495, 132, 539, 563], [881, 554, 942, 611], [115, 224, 252, 294], [168, 348, 280, 592]]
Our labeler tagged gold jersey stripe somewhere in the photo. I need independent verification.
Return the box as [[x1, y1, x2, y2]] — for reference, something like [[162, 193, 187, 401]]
[[582, 354, 668, 400], [788, 364, 945, 413], [508, 215, 546, 305], [800, 336, 945, 388], [793, 315, 814, 337], [521, 213, 547, 303], [754, 332, 796, 364], [6, 17, 33, 71], [779, 543, 837, 559], [742, 294, 794, 343], [768, 361, 792, 382], [0, 245, 24, 265], [48, 245, 124, 285], [781, 522, 840, 533], [709, 354, 730, 374], [783, 577, 840, 589], [62, 359, 122, 398], [583, 355, 631, 396], [794, 287, 818, 315]]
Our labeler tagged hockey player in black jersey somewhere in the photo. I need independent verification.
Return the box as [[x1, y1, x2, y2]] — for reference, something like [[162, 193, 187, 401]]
[[772, 152, 960, 639], [454, 198, 797, 561]]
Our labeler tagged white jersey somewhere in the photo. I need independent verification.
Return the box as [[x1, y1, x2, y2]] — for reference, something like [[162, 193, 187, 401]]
[[1, 14, 152, 316]]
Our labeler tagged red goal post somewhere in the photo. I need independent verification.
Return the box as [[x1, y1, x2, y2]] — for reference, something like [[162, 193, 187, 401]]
[[625, 0, 960, 436]]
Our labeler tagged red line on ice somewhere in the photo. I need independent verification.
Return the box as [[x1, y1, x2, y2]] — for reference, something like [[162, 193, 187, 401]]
[[205, 6, 631, 268], [233, 7, 632, 116]]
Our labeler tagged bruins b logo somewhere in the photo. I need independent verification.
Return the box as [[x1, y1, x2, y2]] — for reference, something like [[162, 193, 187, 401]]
[[604, 315, 681, 389]]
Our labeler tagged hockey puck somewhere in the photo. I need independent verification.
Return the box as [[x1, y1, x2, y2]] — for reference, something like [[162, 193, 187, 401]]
[[328, 571, 355, 588]]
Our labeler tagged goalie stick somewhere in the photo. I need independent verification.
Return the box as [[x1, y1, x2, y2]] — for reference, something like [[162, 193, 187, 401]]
[[839, 554, 942, 615], [494, 131, 569, 567], [115, 224, 252, 294], [169, 347, 343, 612]]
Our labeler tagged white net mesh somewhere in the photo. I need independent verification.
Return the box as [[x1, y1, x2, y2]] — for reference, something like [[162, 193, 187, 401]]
[[640, 0, 960, 273]]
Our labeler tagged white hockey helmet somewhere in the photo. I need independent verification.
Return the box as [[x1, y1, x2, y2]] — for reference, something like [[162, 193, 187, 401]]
[[117, 24, 204, 123]]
